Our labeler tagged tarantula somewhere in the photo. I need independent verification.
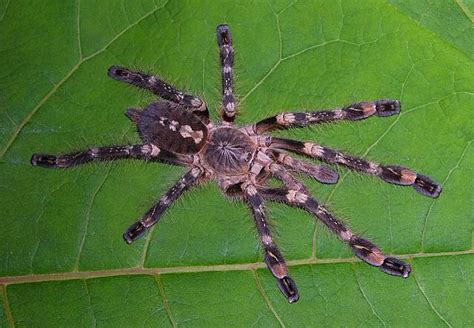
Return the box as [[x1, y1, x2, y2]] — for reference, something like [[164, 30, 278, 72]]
[[31, 24, 441, 303]]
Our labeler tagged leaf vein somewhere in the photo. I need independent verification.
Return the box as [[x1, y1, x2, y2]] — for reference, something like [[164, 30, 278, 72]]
[[413, 269, 452, 327], [1, 285, 14, 328], [74, 168, 112, 271], [252, 270, 285, 328], [0, 250, 471, 286], [0, 0, 10, 23], [453, 0, 474, 23], [154, 274, 177, 327], [421, 140, 472, 252], [83, 279, 97, 327], [0, 0, 169, 160], [352, 264, 387, 327]]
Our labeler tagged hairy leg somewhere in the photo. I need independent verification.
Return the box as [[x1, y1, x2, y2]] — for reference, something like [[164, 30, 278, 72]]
[[107, 66, 209, 122], [259, 187, 411, 277], [272, 150, 339, 184], [269, 137, 442, 198], [244, 184, 299, 303], [123, 167, 203, 243], [217, 24, 236, 123], [254, 99, 400, 133], [31, 143, 193, 168]]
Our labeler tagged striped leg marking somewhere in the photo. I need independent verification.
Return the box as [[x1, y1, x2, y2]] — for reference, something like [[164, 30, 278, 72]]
[[217, 24, 236, 123], [258, 187, 411, 278], [31, 143, 192, 168], [274, 151, 339, 184], [254, 99, 400, 133], [244, 185, 299, 303], [108, 66, 208, 121], [123, 167, 203, 243], [269, 137, 442, 198]]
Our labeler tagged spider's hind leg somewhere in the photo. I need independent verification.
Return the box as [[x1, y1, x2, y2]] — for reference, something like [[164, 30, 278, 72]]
[[244, 184, 299, 303], [259, 187, 411, 278]]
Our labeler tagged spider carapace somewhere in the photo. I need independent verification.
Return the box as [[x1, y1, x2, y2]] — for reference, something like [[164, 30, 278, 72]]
[[31, 24, 442, 303]]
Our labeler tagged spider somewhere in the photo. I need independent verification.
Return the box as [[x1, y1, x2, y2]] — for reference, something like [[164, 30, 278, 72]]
[[31, 24, 442, 303]]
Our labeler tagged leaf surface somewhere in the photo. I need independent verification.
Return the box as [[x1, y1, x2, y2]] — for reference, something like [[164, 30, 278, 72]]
[[0, 0, 472, 327]]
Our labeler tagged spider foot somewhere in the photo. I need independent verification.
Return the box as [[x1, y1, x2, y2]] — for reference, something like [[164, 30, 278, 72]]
[[123, 221, 147, 244], [277, 276, 300, 303], [380, 257, 411, 278], [380, 165, 442, 198], [31, 153, 58, 168], [414, 174, 442, 198], [310, 165, 339, 184], [344, 99, 400, 120], [216, 24, 232, 46], [107, 66, 137, 83], [349, 236, 410, 278], [374, 99, 400, 117]]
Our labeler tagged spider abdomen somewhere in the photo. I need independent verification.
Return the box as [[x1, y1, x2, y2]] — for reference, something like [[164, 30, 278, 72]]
[[203, 127, 256, 175], [138, 101, 208, 154]]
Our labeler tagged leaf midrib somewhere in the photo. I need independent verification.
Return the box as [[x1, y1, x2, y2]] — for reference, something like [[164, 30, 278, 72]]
[[0, 249, 471, 286]]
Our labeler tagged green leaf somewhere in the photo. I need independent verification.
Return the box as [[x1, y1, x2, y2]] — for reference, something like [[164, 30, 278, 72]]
[[1, 0, 472, 327]]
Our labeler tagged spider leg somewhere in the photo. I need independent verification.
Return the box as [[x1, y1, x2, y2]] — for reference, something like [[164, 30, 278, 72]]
[[258, 187, 411, 278], [31, 143, 193, 168], [123, 167, 203, 243], [267, 162, 307, 192], [271, 150, 339, 184], [254, 99, 400, 133], [269, 137, 442, 198], [107, 66, 209, 122], [244, 184, 299, 303], [217, 24, 236, 124]]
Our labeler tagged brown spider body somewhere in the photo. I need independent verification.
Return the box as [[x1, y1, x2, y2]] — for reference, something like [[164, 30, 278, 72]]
[[31, 24, 442, 304], [202, 127, 256, 177], [137, 101, 208, 154]]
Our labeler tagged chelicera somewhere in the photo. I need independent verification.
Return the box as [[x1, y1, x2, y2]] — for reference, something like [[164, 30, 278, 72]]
[[31, 24, 442, 303]]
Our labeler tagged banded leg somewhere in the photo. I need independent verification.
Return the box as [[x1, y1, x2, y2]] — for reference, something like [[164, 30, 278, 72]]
[[31, 143, 192, 168], [123, 167, 203, 243], [267, 162, 307, 192], [254, 99, 400, 133], [272, 150, 339, 184], [244, 185, 299, 303], [259, 187, 411, 278], [217, 24, 236, 123], [107, 66, 209, 121], [269, 137, 442, 198]]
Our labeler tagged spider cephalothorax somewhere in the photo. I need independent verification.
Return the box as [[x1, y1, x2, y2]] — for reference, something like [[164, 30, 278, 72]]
[[31, 24, 442, 303]]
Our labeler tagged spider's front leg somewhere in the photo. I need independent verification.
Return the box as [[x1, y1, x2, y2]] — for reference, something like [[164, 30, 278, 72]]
[[243, 184, 299, 303], [107, 66, 209, 122], [123, 167, 203, 243], [258, 187, 411, 278], [254, 99, 400, 133], [269, 137, 442, 198], [217, 24, 236, 123], [31, 143, 192, 168]]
